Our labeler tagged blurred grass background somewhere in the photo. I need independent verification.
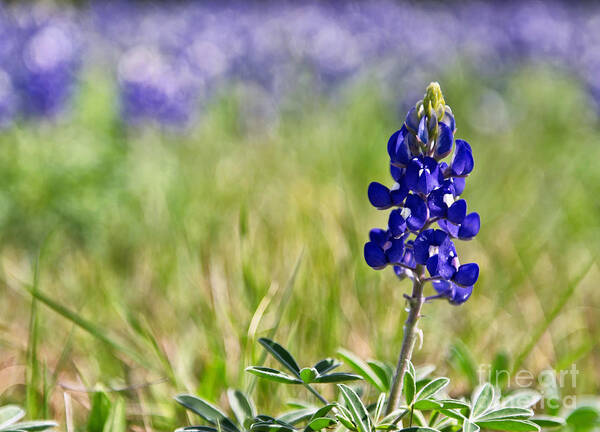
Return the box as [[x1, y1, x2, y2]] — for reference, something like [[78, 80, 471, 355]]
[[0, 63, 598, 430]]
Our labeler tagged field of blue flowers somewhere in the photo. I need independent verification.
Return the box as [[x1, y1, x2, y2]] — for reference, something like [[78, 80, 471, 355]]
[[0, 1, 599, 431]]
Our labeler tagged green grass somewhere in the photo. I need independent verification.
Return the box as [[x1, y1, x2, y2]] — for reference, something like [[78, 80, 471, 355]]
[[0, 64, 598, 430]]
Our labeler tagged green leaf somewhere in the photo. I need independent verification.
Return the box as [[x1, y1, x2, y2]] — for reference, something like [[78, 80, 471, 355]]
[[307, 418, 337, 431], [313, 359, 341, 375], [337, 384, 372, 432], [0, 406, 25, 429], [278, 409, 315, 425], [175, 427, 219, 432], [501, 391, 541, 409], [227, 389, 256, 426], [315, 373, 363, 384], [337, 348, 386, 392], [300, 368, 318, 383], [311, 405, 336, 420], [530, 416, 565, 428], [245, 367, 303, 384], [417, 378, 449, 401], [471, 384, 494, 418], [258, 338, 301, 377], [374, 394, 386, 423], [538, 371, 561, 416], [102, 398, 126, 432], [476, 408, 533, 421], [1, 420, 59, 431], [404, 369, 416, 406], [380, 409, 409, 425], [174, 395, 239, 432], [436, 409, 465, 422], [87, 392, 111, 432], [368, 361, 393, 391], [439, 400, 470, 410], [474, 420, 540, 431], [463, 420, 480, 432], [374, 424, 398, 430], [251, 421, 294, 432], [414, 400, 443, 411], [566, 406, 600, 427], [399, 427, 440, 432], [336, 414, 356, 431]]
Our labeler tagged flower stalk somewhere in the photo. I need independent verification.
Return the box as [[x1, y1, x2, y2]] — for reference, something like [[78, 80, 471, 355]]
[[385, 266, 425, 415]]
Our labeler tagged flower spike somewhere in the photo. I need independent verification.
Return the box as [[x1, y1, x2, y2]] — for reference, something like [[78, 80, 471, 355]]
[[364, 82, 480, 305]]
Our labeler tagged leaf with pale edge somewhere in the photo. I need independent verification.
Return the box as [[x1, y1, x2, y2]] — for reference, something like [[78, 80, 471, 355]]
[[245, 367, 302, 384], [338, 384, 372, 432], [227, 389, 256, 427], [315, 373, 363, 384], [474, 420, 540, 432], [416, 378, 449, 401], [338, 349, 386, 392], [258, 338, 301, 377], [175, 395, 239, 432], [471, 384, 494, 418]]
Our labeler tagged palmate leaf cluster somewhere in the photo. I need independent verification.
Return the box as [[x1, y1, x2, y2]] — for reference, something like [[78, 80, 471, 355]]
[[175, 339, 570, 432]]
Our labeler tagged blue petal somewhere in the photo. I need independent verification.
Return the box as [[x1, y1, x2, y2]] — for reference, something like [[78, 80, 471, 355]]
[[405, 106, 419, 131], [451, 139, 474, 176], [458, 212, 481, 240], [388, 209, 407, 238], [438, 219, 460, 238], [427, 190, 446, 217], [433, 280, 472, 305], [426, 255, 439, 276], [432, 229, 449, 245], [385, 238, 405, 264], [449, 285, 473, 304], [405, 132, 420, 156], [404, 158, 421, 192], [435, 122, 453, 158], [394, 265, 409, 280], [388, 126, 412, 167], [390, 180, 408, 205], [390, 165, 404, 182], [433, 280, 452, 295], [447, 199, 467, 224], [364, 242, 387, 269], [413, 229, 434, 265], [442, 110, 455, 132], [387, 129, 402, 161], [453, 263, 479, 286], [406, 194, 428, 231], [417, 115, 428, 144], [402, 243, 416, 267], [368, 182, 392, 209], [369, 228, 388, 246], [439, 263, 456, 280], [452, 177, 466, 195]]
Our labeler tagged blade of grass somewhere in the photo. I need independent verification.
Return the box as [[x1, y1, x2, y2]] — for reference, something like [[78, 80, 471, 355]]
[[512, 259, 594, 373], [246, 249, 304, 395], [21, 281, 156, 371], [26, 256, 41, 419]]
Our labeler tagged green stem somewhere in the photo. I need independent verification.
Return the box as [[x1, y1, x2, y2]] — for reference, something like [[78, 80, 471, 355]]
[[304, 383, 328, 405], [385, 267, 425, 415]]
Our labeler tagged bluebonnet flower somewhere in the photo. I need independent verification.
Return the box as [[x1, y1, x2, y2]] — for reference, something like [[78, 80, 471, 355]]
[[364, 83, 480, 305]]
